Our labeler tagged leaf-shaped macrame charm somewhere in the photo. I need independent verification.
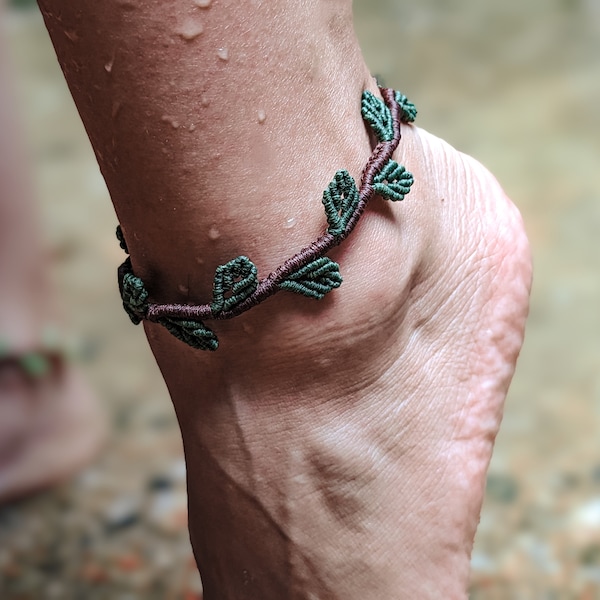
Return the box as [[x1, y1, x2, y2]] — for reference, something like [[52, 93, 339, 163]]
[[395, 91, 417, 124], [373, 160, 414, 202], [361, 90, 393, 142], [121, 268, 149, 325], [322, 170, 360, 237], [159, 317, 219, 351], [279, 257, 343, 300], [210, 256, 258, 314]]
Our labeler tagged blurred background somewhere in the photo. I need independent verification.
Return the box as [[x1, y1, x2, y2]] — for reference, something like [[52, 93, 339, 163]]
[[0, 0, 598, 597]]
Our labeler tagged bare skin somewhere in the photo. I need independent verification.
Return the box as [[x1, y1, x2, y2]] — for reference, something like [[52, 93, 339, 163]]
[[37, 0, 531, 597], [0, 5, 47, 350], [0, 1, 105, 503]]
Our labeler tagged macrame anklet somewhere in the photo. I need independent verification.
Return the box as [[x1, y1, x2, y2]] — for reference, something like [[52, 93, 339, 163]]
[[117, 87, 417, 351]]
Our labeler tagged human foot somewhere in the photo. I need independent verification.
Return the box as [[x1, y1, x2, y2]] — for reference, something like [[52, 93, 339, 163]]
[[0, 347, 106, 503], [36, 0, 530, 593], [144, 115, 531, 599]]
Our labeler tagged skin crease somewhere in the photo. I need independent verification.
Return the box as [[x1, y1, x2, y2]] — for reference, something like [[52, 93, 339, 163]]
[[36, 0, 531, 598]]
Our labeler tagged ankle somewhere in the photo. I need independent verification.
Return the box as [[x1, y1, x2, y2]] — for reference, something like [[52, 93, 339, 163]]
[[178, 377, 473, 600]]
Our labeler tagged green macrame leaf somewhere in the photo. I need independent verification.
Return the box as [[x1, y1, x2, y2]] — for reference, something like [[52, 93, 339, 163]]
[[211, 256, 258, 314], [121, 271, 149, 325], [395, 91, 417, 124], [372, 160, 414, 202], [279, 257, 343, 300], [20, 353, 51, 378], [159, 317, 219, 351], [361, 90, 394, 142], [322, 170, 360, 237]]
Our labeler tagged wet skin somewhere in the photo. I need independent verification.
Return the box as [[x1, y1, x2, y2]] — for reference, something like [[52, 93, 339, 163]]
[[37, 0, 531, 597]]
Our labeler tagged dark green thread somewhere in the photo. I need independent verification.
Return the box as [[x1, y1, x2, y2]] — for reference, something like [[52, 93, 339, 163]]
[[0, 331, 67, 381], [322, 170, 361, 237], [116, 87, 416, 350], [211, 256, 258, 315], [395, 91, 417, 124], [361, 91, 394, 142], [158, 317, 219, 351], [116, 225, 129, 253], [279, 257, 342, 300], [20, 353, 52, 378], [373, 160, 414, 202], [118, 246, 218, 349], [121, 269, 149, 325]]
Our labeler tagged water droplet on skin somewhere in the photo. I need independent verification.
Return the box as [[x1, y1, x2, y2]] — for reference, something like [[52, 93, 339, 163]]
[[117, 0, 137, 9], [177, 21, 204, 41], [257, 109, 267, 124], [161, 115, 180, 129], [111, 101, 122, 119], [284, 217, 297, 229], [104, 59, 114, 73], [189, 123, 196, 132], [193, 0, 212, 6], [64, 30, 79, 43], [208, 226, 220, 240], [200, 95, 210, 107], [217, 47, 229, 61]]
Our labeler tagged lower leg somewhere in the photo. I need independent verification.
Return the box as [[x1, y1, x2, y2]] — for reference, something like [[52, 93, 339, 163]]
[[0, 3, 105, 502], [37, 0, 531, 596], [0, 6, 50, 349]]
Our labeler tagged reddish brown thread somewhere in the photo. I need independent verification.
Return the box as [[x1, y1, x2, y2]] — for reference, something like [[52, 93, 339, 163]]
[[145, 87, 403, 323]]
